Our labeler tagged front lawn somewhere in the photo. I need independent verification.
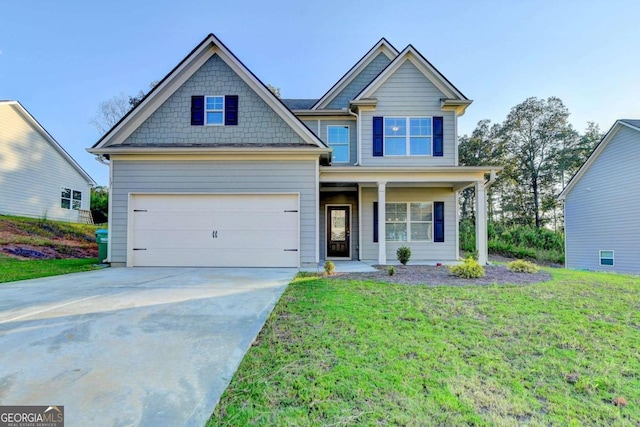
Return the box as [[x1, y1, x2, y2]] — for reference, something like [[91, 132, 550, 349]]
[[0, 257, 99, 283], [209, 269, 640, 426]]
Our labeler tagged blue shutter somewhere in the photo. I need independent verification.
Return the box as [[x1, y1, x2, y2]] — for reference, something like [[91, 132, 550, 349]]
[[373, 116, 383, 157], [434, 201, 444, 242], [225, 95, 238, 125], [373, 202, 378, 242], [433, 116, 443, 156], [191, 96, 204, 126]]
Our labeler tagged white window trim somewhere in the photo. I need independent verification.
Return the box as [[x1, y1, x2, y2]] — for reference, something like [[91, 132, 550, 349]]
[[385, 201, 433, 242], [205, 95, 224, 126], [327, 125, 350, 164], [61, 187, 83, 211], [599, 250, 614, 266], [383, 116, 432, 157]]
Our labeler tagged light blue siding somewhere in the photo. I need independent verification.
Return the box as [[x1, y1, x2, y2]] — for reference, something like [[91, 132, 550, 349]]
[[564, 126, 640, 274], [325, 52, 392, 109], [110, 160, 317, 266], [361, 187, 457, 262], [360, 61, 456, 167], [120, 55, 307, 146]]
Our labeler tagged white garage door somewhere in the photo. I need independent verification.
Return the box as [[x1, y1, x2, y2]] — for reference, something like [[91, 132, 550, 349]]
[[129, 194, 299, 267]]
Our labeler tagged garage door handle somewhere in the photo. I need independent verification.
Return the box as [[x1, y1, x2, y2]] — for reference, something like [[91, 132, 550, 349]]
[[212, 230, 218, 239], [133, 248, 147, 251], [284, 249, 298, 252], [134, 209, 147, 212], [284, 210, 298, 213]]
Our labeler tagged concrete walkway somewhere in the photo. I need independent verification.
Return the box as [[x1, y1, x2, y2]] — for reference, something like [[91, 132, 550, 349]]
[[0, 267, 296, 426]]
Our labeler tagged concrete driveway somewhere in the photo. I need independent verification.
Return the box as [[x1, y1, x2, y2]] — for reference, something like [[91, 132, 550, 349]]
[[0, 267, 295, 426]]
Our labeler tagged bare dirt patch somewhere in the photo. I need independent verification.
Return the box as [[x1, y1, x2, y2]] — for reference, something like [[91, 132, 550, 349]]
[[0, 217, 98, 260], [327, 264, 552, 286]]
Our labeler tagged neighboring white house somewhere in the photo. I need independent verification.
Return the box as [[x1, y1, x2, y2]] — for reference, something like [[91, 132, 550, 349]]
[[88, 34, 499, 268], [0, 101, 96, 222], [559, 119, 640, 274]]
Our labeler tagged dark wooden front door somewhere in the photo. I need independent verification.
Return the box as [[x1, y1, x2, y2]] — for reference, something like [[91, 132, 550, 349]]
[[327, 206, 350, 258]]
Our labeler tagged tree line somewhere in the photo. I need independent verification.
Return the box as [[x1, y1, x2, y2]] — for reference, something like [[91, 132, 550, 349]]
[[459, 96, 603, 231]]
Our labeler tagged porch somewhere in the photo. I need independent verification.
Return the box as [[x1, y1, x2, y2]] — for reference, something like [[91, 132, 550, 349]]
[[319, 166, 498, 265]]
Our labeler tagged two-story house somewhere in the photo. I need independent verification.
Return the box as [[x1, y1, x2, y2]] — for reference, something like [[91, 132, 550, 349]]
[[89, 34, 498, 268]]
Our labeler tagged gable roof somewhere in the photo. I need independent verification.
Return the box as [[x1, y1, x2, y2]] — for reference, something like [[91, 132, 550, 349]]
[[559, 119, 640, 200], [281, 99, 319, 110], [89, 34, 329, 154], [310, 38, 399, 110], [353, 44, 472, 115], [0, 101, 96, 186]]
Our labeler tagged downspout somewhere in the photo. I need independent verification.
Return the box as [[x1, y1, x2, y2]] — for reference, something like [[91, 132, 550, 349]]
[[95, 155, 112, 263], [347, 106, 360, 165]]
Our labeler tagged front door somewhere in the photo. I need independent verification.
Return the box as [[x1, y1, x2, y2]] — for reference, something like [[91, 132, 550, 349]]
[[327, 206, 350, 258]]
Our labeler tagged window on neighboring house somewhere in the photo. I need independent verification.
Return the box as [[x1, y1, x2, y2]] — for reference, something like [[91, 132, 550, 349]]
[[328, 126, 350, 163], [61, 188, 82, 210], [384, 117, 432, 156], [599, 250, 614, 266], [385, 202, 432, 241], [205, 96, 224, 125]]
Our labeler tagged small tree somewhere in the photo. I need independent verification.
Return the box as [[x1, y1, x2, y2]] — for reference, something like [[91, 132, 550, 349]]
[[90, 186, 109, 224]]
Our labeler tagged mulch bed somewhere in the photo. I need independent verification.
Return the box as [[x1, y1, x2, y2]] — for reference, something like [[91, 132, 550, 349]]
[[327, 264, 552, 286]]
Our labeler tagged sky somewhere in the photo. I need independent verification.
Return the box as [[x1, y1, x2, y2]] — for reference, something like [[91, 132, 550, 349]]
[[2, 0, 639, 186]]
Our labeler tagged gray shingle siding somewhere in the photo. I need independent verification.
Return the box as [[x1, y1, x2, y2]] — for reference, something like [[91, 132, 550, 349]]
[[564, 125, 640, 274], [325, 52, 392, 109], [120, 55, 308, 146], [110, 160, 318, 265], [282, 99, 318, 110]]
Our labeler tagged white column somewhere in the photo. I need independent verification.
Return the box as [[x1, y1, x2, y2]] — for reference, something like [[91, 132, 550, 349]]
[[378, 182, 386, 265], [475, 180, 488, 265]]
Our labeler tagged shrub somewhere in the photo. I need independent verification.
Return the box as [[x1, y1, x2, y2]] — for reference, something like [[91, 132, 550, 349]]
[[449, 257, 485, 279], [387, 266, 396, 276], [508, 259, 539, 273], [323, 261, 335, 275], [396, 246, 411, 265]]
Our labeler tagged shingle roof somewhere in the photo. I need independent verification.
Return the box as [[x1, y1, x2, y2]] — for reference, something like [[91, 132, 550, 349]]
[[281, 99, 318, 110], [620, 119, 640, 129]]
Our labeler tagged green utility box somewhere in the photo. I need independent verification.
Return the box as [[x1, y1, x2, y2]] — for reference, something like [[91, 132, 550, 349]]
[[96, 229, 108, 263]]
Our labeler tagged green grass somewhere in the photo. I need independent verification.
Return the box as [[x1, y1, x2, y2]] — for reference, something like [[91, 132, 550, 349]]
[[209, 269, 640, 426], [0, 214, 100, 245], [0, 256, 99, 283]]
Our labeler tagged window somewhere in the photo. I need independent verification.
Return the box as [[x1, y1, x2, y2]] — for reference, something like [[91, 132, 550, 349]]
[[205, 96, 224, 125], [61, 188, 82, 210], [328, 126, 350, 163], [600, 250, 614, 266], [385, 202, 432, 241], [384, 117, 432, 156]]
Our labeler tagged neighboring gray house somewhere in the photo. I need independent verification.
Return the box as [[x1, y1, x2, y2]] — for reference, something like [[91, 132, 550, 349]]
[[89, 34, 498, 268], [0, 101, 95, 222], [559, 119, 640, 274]]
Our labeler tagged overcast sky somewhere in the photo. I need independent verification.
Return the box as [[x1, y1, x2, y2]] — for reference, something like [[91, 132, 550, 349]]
[[2, 0, 639, 185]]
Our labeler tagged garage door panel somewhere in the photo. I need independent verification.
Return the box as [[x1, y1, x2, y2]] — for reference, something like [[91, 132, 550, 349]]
[[133, 248, 298, 268], [134, 230, 298, 249], [130, 194, 299, 267]]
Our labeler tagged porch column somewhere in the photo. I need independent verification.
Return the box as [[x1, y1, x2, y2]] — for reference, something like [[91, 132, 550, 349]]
[[475, 180, 488, 265], [377, 181, 386, 265]]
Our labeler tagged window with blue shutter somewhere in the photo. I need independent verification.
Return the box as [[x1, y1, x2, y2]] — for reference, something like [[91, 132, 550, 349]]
[[433, 116, 443, 156], [434, 201, 444, 242], [373, 117, 383, 157], [225, 95, 238, 125], [373, 202, 378, 242], [192, 95, 239, 126], [191, 96, 204, 126]]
